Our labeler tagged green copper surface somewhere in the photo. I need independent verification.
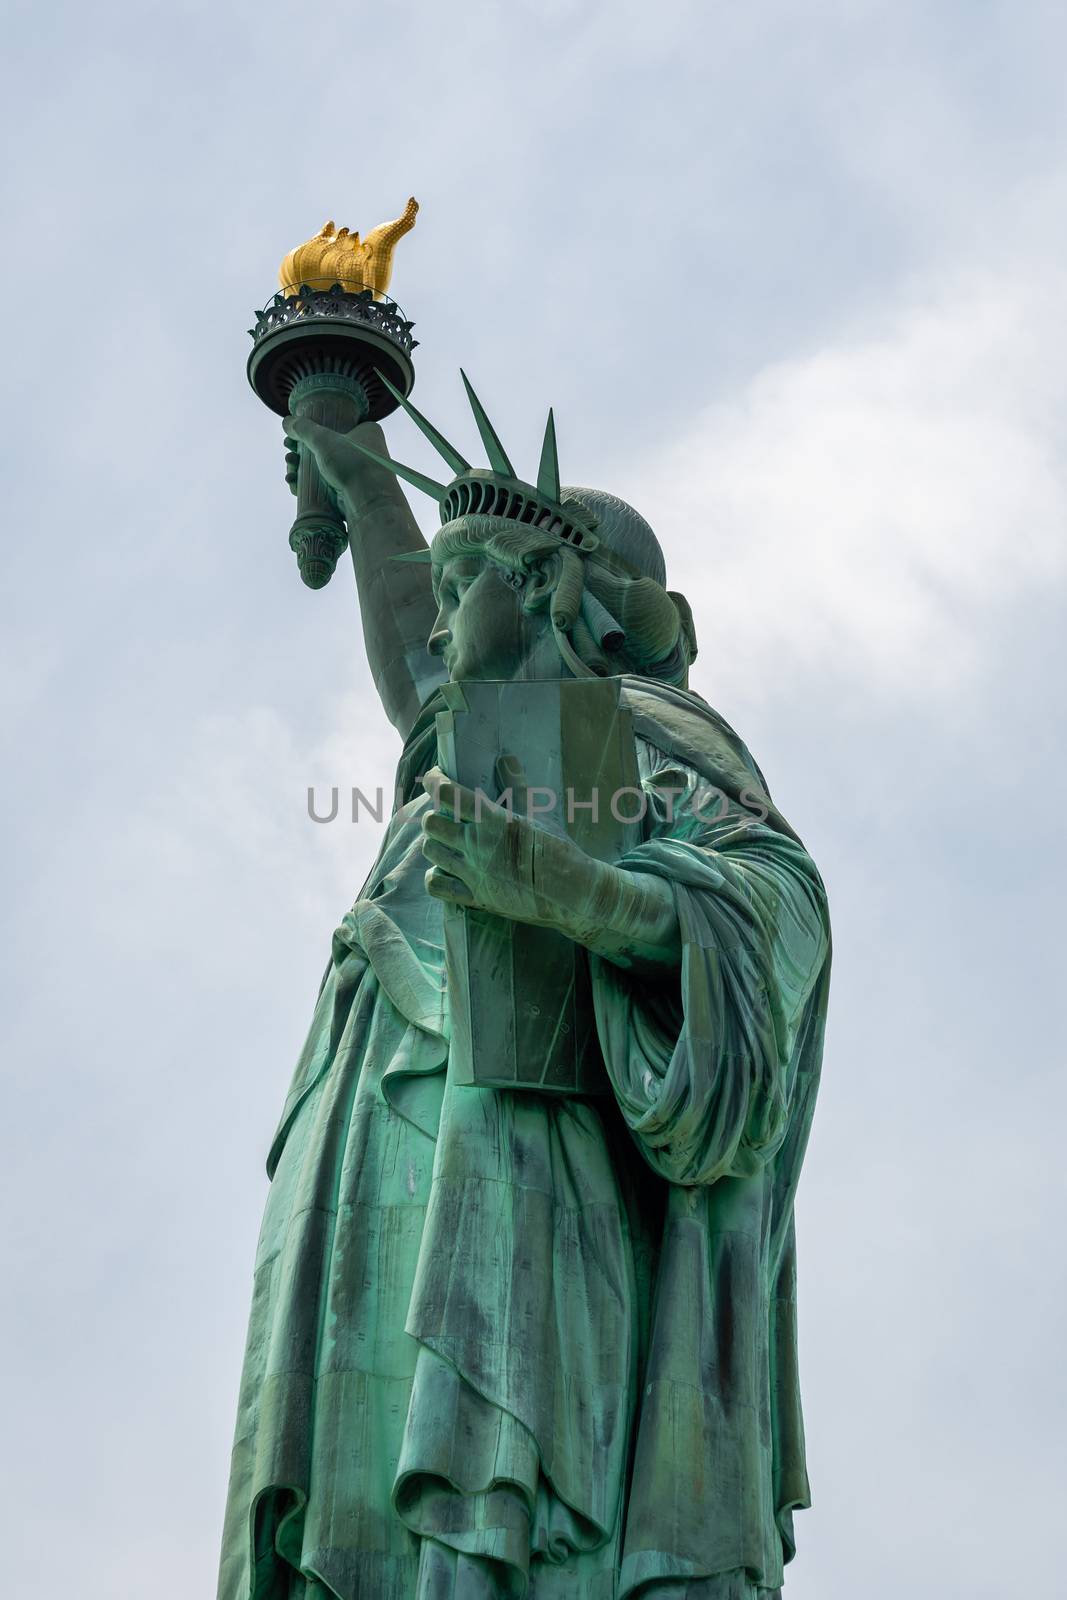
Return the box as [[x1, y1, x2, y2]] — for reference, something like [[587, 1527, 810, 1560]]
[[219, 381, 831, 1600], [459, 368, 516, 478], [536, 407, 561, 503]]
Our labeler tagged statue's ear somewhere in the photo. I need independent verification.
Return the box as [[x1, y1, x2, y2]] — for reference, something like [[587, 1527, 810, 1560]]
[[519, 553, 559, 614]]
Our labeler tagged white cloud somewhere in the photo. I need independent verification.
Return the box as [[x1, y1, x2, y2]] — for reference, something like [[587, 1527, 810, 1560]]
[[109, 688, 401, 950], [618, 266, 1067, 710]]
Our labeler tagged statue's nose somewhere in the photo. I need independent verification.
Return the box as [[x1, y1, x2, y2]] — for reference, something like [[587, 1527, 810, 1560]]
[[428, 621, 452, 658]]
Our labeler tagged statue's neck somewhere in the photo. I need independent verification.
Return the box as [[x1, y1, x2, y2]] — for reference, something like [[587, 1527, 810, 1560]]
[[507, 627, 569, 683]]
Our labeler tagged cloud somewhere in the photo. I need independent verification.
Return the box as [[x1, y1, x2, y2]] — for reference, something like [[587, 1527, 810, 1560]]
[[617, 264, 1067, 711], [105, 689, 401, 957]]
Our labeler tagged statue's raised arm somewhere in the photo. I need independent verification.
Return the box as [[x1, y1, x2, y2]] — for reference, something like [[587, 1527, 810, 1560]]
[[283, 414, 445, 737]]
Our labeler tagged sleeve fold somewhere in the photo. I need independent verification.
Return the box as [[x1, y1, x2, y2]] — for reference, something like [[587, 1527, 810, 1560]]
[[591, 770, 829, 1188]]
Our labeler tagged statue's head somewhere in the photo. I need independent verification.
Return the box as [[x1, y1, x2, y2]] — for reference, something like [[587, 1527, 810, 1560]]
[[356, 373, 698, 686]]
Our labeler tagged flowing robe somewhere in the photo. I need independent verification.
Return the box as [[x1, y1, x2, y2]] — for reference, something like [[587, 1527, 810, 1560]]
[[217, 680, 831, 1600]]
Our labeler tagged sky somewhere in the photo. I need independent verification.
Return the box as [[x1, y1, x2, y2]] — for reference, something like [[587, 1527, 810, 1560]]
[[1, 1, 1065, 1594]]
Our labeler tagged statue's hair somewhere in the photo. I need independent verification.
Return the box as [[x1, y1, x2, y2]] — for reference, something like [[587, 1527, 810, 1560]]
[[431, 514, 697, 686]]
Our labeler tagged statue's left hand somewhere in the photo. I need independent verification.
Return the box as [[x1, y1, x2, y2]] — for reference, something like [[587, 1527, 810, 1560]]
[[420, 759, 682, 970], [419, 759, 592, 931]]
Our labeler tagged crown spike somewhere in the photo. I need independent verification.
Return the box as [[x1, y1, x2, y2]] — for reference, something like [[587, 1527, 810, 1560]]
[[536, 407, 560, 502], [344, 435, 447, 502], [460, 369, 515, 477], [375, 370, 469, 475]]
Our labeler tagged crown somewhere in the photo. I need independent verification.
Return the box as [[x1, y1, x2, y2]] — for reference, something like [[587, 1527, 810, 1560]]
[[279, 197, 418, 300], [348, 370, 611, 561]]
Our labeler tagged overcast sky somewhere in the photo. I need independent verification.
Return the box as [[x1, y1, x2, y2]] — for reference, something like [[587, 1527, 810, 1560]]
[[2, 2, 1065, 1595]]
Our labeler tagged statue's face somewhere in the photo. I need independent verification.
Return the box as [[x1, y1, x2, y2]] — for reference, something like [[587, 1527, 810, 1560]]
[[429, 553, 546, 681]]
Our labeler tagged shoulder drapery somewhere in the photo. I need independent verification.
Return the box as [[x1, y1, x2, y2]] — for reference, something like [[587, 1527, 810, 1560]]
[[593, 680, 831, 1595]]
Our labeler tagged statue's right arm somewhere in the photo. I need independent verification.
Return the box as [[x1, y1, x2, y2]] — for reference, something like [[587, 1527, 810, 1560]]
[[285, 415, 447, 741]]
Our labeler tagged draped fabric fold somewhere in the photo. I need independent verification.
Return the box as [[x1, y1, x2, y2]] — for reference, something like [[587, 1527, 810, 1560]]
[[398, 1072, 637, 1593], [588, 687, 831, 1596]]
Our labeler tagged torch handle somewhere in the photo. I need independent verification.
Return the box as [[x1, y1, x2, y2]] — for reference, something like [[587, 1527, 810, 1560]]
[[287, 375, 370, 589]]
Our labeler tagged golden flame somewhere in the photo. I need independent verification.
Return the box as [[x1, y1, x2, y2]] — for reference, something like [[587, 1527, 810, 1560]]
[[279, 197, 418, 300]]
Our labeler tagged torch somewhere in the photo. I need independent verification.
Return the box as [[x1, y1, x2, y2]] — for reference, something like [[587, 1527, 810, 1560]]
[[247, 199, 419, 588]]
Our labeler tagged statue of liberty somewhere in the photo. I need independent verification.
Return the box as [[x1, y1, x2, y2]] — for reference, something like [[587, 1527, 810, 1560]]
[[220, 228, 831, 1599]]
